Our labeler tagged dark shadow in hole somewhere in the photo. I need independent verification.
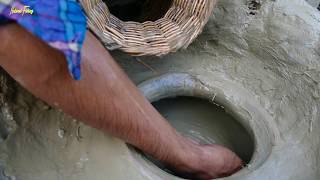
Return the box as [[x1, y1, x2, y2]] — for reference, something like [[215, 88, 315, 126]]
[[103, 0, 173, 22]]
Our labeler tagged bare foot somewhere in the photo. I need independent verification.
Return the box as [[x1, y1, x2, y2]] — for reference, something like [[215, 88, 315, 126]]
[[162, 136, 243, 180]]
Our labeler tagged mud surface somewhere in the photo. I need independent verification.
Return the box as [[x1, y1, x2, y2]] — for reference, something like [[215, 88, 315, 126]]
[[153, 97, 254, 164], [138, 96, 254, 177], [306, 0, 320, 7], [0, 0, 320, 180]]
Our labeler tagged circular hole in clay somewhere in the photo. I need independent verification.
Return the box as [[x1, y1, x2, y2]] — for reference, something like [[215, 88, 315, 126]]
[[103, 0, 173, 22], [128, 73, 274, 179], [129, 96, 254, 178]]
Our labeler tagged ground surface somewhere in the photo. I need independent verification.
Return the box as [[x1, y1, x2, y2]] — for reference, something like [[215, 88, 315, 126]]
[[0, 0, 319, 179]]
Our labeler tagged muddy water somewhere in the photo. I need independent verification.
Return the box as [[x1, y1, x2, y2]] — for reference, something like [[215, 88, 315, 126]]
[[151, 96, 254, 165]]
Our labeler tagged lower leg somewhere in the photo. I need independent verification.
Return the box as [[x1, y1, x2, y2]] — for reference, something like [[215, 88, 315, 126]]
[[0, 24, 242, 179]]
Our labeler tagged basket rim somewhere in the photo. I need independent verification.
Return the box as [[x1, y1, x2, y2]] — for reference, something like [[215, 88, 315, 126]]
[[80, 0, 216, 56]]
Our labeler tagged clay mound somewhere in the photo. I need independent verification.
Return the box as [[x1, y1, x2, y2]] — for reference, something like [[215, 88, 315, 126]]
[[79, 0, 216, 56]]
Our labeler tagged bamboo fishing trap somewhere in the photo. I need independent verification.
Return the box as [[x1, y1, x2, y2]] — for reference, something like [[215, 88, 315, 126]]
[[80, 0, 216, 56]]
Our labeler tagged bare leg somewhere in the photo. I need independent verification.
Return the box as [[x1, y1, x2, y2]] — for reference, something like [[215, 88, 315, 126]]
[[0, 24, 242, 179]]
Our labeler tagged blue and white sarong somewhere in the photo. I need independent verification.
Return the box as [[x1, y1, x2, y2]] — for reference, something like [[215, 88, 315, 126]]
[[0, 0, 87, 80]]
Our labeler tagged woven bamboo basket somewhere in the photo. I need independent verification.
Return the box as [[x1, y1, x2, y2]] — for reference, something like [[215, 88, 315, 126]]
[[80, 0, 216, 56]]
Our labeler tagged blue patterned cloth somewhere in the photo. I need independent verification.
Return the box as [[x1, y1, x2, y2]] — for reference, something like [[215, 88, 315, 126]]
[[0, 0, 87, 80]]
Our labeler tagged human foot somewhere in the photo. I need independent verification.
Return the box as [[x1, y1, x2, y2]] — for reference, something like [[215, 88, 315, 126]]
[[161, 137, 243, 180]]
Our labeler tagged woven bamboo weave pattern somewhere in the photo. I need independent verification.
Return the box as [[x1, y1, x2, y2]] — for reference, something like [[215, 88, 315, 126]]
[[80, 0, 216, 56]]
